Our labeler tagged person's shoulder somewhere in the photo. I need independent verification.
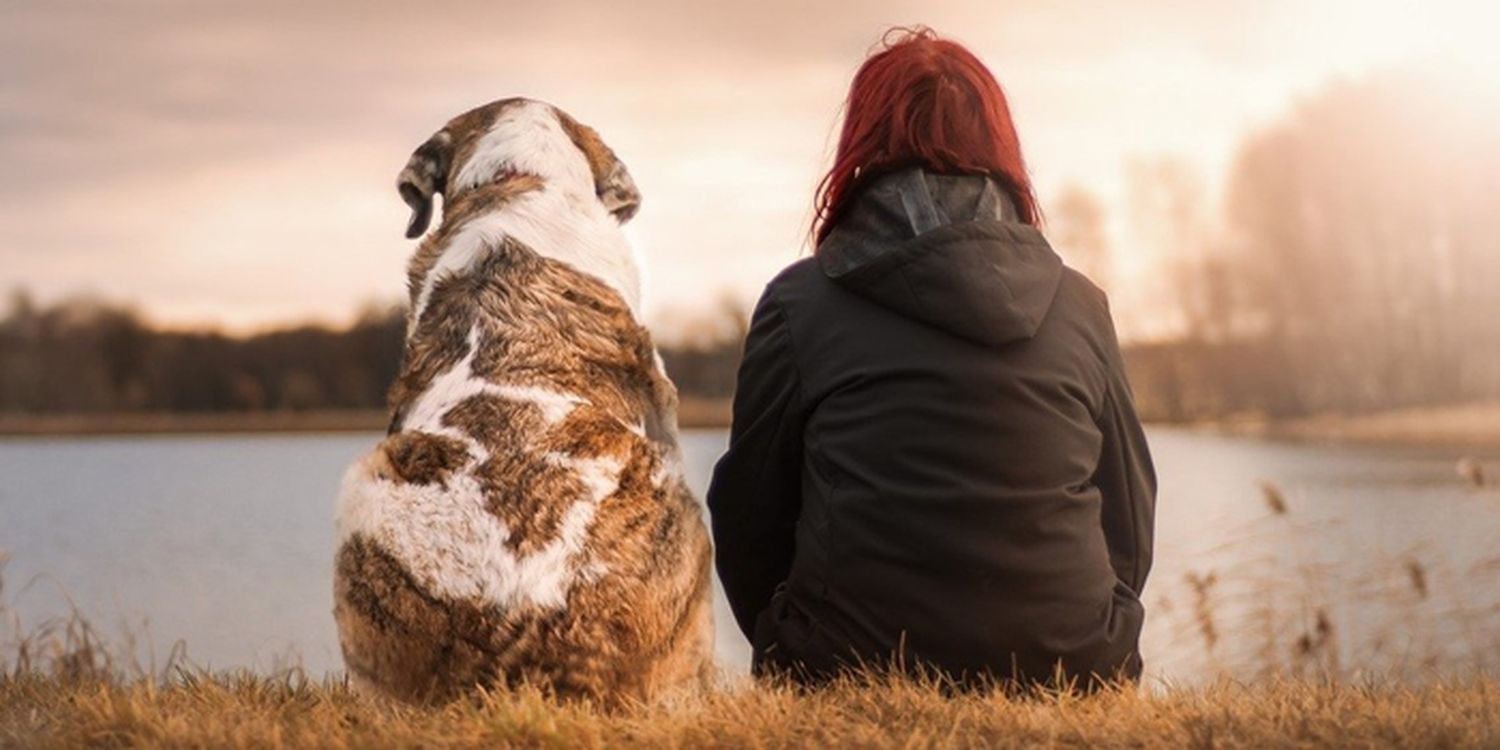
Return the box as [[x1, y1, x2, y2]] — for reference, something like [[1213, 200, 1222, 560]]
[[1051, 266, 1124, 356], [1056, 265, 1112, 318], [765, 256, 821, 291], [759, 255, 826, 308]]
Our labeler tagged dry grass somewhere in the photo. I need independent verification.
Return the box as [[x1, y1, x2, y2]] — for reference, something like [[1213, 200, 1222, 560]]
[[5, 464, 1500, 748], [2, 583, 1497, 750], [5, 601, 1495, 749], [3, 670, 1499, 749]]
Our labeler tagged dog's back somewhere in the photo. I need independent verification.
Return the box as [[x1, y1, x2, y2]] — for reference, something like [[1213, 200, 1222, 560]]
[[333, 98, 712, 704]]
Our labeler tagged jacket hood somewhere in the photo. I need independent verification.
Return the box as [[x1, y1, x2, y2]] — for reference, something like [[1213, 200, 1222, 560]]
[[816, 168, 1064, 346]]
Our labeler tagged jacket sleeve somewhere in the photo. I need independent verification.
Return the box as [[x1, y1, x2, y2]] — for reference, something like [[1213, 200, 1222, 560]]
[[706, 289, 807, 640], [1093, 320, 1158, 595]]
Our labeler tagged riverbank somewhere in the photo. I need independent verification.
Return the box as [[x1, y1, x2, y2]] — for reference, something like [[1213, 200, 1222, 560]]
[[2, 672, 1496, 748], [1203, 401, 1500, 452], [0, 397, 735, 436], [2, 401, 1495, 454]]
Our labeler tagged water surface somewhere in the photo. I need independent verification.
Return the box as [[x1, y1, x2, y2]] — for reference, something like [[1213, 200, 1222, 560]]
[[2, 428, 1496, 683]]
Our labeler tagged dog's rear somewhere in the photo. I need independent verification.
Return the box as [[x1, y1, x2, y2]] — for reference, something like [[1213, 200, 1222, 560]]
[[334, 99, 712, 704]]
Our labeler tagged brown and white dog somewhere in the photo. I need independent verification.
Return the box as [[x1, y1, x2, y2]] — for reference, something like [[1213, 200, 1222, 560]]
[[333, 98, 713, 705]]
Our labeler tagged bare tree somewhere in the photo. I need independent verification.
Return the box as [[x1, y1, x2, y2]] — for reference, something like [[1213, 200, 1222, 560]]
[[1050, 184, 1112, 289], [1222, 72, 1500, 412]]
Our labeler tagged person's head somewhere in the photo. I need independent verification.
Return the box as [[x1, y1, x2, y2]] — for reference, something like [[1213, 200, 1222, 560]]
[[812, 27, 1039, 246]]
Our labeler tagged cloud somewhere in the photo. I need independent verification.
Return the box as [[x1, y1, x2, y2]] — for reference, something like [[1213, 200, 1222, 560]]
[[3, 0, 1487, 332]]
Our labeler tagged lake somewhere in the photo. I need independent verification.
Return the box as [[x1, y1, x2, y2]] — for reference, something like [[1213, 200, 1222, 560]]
[[2, 428, 1497, 685]]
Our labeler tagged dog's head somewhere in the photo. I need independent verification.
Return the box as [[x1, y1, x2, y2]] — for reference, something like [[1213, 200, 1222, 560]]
[[396, 98, 641, 239]]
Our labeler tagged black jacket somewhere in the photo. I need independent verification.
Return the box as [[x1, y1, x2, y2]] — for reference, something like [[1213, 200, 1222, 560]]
[[706, 168, 1156, 686]]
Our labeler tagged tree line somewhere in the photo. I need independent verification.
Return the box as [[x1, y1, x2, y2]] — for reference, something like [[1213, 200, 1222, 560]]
[[0, 291, 747, 417], [3, 71, 1496, 423], [0, 294, 406, 414], [1050, 71, 1500, 420]]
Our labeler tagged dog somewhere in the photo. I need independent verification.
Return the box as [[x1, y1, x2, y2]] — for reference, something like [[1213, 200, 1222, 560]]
[[333, 98, 714, 705]]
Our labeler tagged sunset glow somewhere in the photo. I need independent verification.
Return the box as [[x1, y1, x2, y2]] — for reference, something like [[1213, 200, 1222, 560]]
[[2, 0, 1495, 339]]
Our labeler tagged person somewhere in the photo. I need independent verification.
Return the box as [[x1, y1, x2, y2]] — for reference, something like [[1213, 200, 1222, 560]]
[[705, 27, 1156, 689]]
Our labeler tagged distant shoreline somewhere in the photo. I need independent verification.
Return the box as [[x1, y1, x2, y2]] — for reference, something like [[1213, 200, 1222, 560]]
[[0, 397, 736, 436], [2, 400, 1496, 453], [1188, 401, 1500, 453]]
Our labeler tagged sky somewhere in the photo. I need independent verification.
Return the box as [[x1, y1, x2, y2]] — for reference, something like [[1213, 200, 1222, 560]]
[[3, 0, 1497, 339]]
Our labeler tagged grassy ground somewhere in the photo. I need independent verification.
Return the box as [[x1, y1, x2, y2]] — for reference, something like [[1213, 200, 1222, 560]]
[[3, 670, 1499, 749], [4, 578, 1493, 749]]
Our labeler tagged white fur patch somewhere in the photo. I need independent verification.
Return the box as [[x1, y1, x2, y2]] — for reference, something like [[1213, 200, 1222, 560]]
[[495, 383, 584, 426], [399, 327, 579, 462], [335, 325, 621, 611], [452, 102, 595, 196], [410, 101, 643, 331], [336, 455, 622, 610]]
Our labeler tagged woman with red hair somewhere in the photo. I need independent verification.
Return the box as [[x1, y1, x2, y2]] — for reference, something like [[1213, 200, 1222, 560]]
[[707, 28, 1156, 688]]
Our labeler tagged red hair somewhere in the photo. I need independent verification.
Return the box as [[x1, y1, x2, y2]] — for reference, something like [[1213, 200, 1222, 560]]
[[812, 27, 1040, 246]]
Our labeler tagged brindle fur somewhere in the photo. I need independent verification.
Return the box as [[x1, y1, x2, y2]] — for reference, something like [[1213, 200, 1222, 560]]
[[335, 99, 712, 706]]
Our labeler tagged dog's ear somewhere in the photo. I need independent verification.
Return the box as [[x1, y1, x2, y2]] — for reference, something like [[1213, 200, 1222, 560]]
[[554, 110, 642, 223], [597, 158, 641, 224], [396, 131, 453, 239]]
